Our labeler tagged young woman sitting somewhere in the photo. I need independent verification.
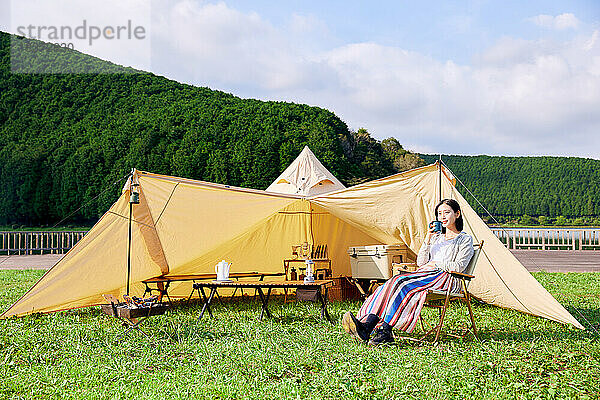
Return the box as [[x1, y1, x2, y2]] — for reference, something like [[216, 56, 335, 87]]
[[342, 198, 474, 345]]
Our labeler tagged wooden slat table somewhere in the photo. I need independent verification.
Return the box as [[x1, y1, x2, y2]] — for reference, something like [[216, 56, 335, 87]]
[[194, 280, 335, 323], [142, 272, 285, 302]]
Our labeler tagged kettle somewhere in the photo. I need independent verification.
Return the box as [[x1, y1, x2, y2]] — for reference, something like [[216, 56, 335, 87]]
[[215, 260, 231, 281]]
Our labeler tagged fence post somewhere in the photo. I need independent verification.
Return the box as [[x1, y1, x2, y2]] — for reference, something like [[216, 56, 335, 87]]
[[542, 230, 545, 250]]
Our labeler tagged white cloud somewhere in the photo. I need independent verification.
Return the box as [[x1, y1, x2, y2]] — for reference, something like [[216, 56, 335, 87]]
[[529, 13, 580, 30], [150, 1, 339, 92], [7, 0, 152, 71], [315, 33, 600, 157], [6, 0, 598, 158], [147, 3, 600, 158]]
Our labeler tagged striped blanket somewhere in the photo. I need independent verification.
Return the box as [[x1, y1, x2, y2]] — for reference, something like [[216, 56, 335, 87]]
[[356, 269, 454, 333]]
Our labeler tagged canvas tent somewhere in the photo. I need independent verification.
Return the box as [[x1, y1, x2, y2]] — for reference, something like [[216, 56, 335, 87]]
[[1, 163, 583, 329], [266, 146, 345, 196]]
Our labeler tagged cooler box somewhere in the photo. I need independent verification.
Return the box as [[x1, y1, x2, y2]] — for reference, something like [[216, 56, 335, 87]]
[[347, 244, 417, 279]]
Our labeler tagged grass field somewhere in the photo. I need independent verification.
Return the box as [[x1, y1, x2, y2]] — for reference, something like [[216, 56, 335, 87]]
[[0, 271, 598, 399]]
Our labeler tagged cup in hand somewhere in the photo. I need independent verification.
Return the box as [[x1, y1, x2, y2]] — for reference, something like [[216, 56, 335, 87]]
[[429, 220, 442, 233]]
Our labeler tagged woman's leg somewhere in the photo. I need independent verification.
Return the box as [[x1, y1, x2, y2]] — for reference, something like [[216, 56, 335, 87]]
[[342, 274, 416, 342], [380, 270, 448, 332], [341, 312, 379, 342], [356, 274, 408, 321]]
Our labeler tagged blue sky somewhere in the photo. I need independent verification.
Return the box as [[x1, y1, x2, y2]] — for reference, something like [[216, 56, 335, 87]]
[[2, 0, 600, 158], [224, 0, 598, 60]]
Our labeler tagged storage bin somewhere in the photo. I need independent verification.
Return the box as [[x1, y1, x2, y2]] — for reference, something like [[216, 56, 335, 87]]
[[328, 277, 361, 301], [347, 244, 417, 279]]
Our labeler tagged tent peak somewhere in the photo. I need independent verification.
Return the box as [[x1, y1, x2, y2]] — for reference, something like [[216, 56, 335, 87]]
[[266, 146, 345, 196]]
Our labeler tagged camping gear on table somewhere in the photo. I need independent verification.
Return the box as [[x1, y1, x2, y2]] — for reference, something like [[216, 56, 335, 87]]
[[304, 260, 315, 283]]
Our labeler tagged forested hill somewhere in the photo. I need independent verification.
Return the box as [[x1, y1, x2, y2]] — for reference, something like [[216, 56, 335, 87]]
[[1, 32, 421, 225], [420, 154, 600, 219], [3, 32, 595, 226]]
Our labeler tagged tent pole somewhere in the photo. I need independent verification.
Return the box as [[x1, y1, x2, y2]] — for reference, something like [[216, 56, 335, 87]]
[[127, 200, 132, 296], [126, 168, 139, 297], [438, 154, 442, 203]]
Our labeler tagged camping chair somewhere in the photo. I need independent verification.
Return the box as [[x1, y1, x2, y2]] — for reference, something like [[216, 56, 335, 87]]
[[418, 241, 484, 343]]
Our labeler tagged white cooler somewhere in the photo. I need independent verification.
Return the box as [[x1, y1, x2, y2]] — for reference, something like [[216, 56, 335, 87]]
[[347, 244, 417, 279]]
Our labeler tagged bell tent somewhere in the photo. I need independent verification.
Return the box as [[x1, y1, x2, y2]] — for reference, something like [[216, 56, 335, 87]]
[[1, 161, 583, 329], [266, 146, 345, 196]]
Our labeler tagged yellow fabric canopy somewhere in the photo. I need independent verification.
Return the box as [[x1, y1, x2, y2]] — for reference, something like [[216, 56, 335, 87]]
[[1, 164, 583, 329]]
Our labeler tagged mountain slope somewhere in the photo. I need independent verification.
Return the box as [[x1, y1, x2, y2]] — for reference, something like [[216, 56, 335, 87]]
[[420, 154, 600, 218], [1, 32, 398, 225]]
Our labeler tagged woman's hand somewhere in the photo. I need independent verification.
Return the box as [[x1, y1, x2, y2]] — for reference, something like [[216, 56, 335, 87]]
[[425, 226, 437, 245]]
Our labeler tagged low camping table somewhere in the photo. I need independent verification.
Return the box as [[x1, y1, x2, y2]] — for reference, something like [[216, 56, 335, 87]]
[[142, 272, 285, 302], [100, 302, 169, 339], [194, 280, 335, 323]]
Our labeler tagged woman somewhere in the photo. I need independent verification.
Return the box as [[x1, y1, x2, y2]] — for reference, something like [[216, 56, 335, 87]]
[[342, 199, 474, 345]]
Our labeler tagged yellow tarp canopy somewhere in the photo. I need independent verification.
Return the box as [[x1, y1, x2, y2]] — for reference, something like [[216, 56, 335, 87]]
[[1, 164, 583, 329]]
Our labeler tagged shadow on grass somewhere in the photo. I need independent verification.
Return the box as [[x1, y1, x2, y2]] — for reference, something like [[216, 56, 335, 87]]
[[270, 315, 335, 325], [48, 296, 598, 345], [389, 327, 596, 348], [392, 301, 600, 345]]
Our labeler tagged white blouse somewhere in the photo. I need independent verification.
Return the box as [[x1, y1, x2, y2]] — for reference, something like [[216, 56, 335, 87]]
[[416, 232, 474, 274], [429, 236, 458, 264]]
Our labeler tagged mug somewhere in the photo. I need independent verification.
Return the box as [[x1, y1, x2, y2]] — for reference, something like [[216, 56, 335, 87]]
[[429, 220, 442, 233]]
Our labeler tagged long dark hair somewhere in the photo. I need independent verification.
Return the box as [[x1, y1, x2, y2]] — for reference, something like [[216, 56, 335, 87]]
[[434, 199, 463, 233]]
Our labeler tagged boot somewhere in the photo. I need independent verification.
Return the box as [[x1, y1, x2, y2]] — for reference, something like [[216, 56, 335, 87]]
[[368, 322, 395, 346], [342, 312, 378, 342]]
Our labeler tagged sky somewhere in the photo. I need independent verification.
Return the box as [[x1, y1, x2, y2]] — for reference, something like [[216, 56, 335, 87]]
[[2, 0, 600, 158]]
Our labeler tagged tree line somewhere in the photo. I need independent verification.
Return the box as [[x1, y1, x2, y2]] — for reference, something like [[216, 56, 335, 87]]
[[2, 32, 595, 226], [420, 154, 600, 220], [1, 32, 424, 226]]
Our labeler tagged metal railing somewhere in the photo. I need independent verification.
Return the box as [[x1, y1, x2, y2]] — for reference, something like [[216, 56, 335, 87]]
[[1, 228, 598, 255], [490, 228, 600, 250], [0, 231, 87, 255]]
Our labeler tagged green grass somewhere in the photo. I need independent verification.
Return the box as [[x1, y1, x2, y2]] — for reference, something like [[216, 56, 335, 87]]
[[0, 271, 598, 399]]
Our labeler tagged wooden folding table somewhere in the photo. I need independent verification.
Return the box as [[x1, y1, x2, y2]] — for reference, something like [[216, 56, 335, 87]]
[[194, 280, 335, 323]]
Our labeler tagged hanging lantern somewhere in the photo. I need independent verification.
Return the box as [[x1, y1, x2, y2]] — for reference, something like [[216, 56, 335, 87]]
[[130, 183, 140, 204]]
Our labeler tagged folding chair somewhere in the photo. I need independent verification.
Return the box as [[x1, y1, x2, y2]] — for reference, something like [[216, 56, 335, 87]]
[[419, 241, 484, 343]]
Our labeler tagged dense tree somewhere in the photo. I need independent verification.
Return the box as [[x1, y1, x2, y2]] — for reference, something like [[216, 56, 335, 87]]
[[381, 137, 425, 172], [421, 155, 600, 218], [3, 31, 594, 225], [0, 32, 412, 225]]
